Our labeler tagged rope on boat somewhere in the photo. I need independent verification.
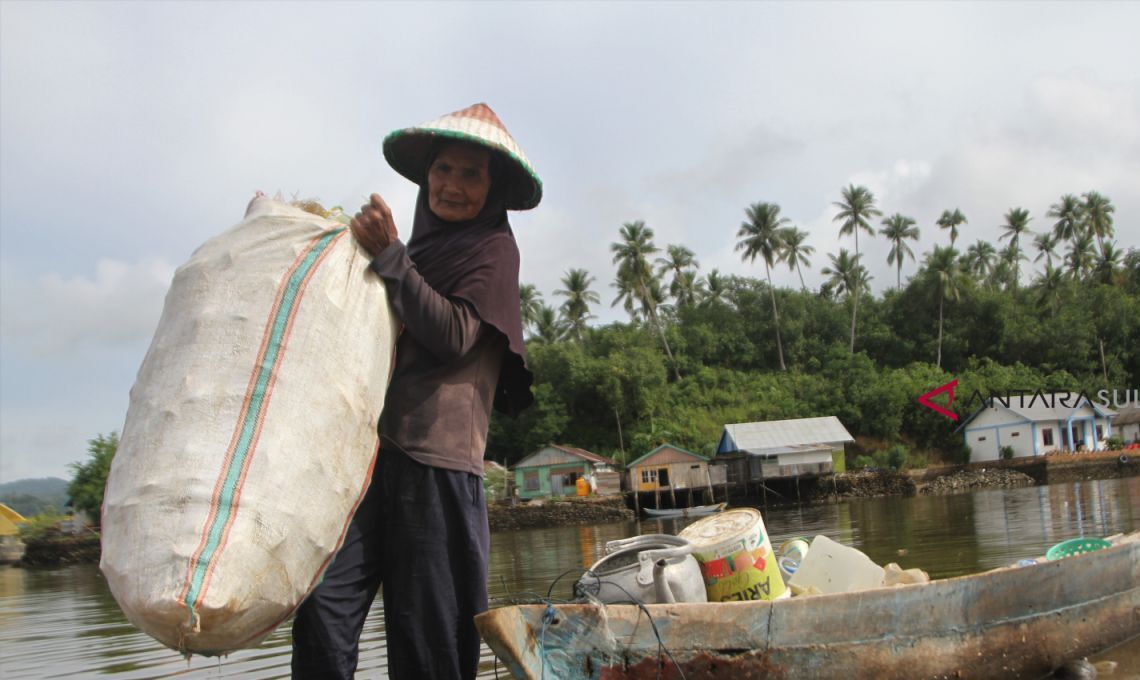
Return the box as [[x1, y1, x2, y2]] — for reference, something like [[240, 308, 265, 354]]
[[525, 568, 687, 680]]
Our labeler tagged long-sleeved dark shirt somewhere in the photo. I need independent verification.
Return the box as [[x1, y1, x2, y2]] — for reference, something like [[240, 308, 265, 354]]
[[369, 241, 506, 476]]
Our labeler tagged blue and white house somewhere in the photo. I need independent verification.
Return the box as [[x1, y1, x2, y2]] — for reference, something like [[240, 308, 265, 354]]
[[956, 392, 1116, 461]]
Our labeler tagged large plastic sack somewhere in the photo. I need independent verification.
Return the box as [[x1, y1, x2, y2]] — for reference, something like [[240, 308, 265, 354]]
[[101, 196, 397, 654]]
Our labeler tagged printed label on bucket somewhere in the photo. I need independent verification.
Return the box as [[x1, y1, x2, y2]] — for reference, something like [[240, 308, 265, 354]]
[[695, 543, 784, 601], [680, 508, 787, 602]]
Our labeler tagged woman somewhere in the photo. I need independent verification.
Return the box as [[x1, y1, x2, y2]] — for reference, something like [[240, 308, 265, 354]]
[[291, 103, 541, 679]]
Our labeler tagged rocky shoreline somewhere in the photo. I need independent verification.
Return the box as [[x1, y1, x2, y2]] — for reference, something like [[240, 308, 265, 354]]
[[19, 533, 101, 567], [487, 496, 633, 532], [917, 468, 1037, 495]]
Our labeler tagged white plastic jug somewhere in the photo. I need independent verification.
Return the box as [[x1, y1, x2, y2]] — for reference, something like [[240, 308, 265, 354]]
[[787, 535, 886, 595]]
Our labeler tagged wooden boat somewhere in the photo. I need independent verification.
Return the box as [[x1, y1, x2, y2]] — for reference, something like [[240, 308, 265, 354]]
[[642, 502, 726, 519], [475, 531, 1140, 679]]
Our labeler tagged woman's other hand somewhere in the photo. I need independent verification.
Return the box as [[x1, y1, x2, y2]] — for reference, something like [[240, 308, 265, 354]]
[[350, 193, 399, 257]]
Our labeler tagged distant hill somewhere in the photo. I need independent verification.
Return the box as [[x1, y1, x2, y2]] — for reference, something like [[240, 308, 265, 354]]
[[0, 477, 70, 517]]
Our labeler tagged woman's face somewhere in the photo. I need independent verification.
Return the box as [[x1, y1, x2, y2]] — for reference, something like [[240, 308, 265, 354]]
[[427, 144, 492, 222]]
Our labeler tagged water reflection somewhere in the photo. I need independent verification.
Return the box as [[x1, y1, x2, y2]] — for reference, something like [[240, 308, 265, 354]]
[[1, 476, 1137, 678]]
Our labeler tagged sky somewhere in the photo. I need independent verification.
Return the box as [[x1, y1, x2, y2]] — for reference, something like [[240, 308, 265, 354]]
[[2, 1, 1138, 483]]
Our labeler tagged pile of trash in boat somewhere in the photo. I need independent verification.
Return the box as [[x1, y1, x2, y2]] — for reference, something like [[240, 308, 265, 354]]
[[574, 507, 930, 605]]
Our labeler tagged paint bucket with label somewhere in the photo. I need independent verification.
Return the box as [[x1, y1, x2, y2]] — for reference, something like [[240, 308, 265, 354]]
[[678, 507, 788, 602]]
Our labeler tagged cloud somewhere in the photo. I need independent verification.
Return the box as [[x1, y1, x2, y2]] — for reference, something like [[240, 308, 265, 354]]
[[909, 75, 1140, 252], [1023, 76, 1140, 153], [650, 124, 805, 200], [1, 257, 174, 356]]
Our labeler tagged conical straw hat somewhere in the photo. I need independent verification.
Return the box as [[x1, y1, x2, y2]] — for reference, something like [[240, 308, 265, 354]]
[[383, 103, 542, 210]]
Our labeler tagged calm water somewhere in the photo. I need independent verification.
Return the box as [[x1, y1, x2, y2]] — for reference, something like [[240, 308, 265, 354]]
[[1, 476, 1138, 679]]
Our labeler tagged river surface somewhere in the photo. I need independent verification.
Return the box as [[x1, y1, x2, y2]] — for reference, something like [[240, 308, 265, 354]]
[[2, 476, 1138, 678]]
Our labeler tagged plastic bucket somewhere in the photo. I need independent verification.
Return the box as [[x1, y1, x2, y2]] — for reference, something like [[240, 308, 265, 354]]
[[678, 508, 787, 602], [1045, 537, 1112, 561]]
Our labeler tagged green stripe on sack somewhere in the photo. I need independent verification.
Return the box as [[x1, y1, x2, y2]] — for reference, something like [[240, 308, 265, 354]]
[[183, 228, 344, 615]]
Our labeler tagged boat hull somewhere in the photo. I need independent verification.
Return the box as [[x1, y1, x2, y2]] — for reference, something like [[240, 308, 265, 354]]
[[643, 503, 725, 519], [476, 535, 1140, 679]]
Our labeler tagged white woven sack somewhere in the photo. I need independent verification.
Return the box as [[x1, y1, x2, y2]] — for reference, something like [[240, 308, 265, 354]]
[[101, 196, 397, 654]]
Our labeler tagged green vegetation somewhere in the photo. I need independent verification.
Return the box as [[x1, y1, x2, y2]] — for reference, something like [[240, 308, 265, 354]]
[[67, 432, 118, 524], [492, 189, 1138, 470], [16, 508, 69, 541], [853, 444, 910, 471]]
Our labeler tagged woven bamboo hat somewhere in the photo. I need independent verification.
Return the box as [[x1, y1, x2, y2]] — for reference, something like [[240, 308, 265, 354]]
[[383, 103, 543, 211]]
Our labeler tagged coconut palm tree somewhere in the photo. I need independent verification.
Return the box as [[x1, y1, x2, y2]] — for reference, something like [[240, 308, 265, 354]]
[[554, 268, 600, 341], [672, 269, 706, 308], [610, 221, 679, 377], [832, 184, 882, 351], [924, 246, 963, 369], [989, 258, 1014, 292], [1035, 265, 1067, 317], [936, 208, 967, 247], [821, 249, 869, 300], [999, 207, 1033, 289], [1082, 191, 1115, 256], [702, 269, 728, 306], [655, 245, 698, 302], [530, 304, 565, 344], [519, 283, 544, 334], [1033, 232, 1060, 271], [1047, 194, 1084, 244], [880, 213, 920, 290], [611, 267, 641, 320], [1094, 241, 1122, 286], [780, 226, 814, 292], [964, 240, 997, 284], [736, 202, 789, 370], [1066, 232, 1097, 281], [997, 242, 1027, 291]]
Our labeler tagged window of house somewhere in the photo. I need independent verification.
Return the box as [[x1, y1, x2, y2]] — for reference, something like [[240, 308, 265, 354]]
[[977, 436, 987, 442], [641, 469, 657, 483], [1042, 428, 1054, 447], [1096, 425, 1104, 440], [1011, 432, 1020, 437], [523, 471, 539, 492]]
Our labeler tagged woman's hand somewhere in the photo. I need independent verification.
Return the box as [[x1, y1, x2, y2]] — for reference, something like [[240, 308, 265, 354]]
[[350, 193, 399, 257]]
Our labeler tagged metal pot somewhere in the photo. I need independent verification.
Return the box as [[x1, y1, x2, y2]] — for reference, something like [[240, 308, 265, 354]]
[[574, 534, 707, 604]]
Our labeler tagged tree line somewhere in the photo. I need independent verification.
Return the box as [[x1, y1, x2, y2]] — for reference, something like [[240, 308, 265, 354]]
[[491, 188, 1139, 467]]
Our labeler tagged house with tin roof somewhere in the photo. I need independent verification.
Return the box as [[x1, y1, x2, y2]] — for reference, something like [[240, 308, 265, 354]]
[[626, 444, 713, 493], [512, 444, 618, 499], [717, 416, 853, 479], [955, 392, 1116, 461]]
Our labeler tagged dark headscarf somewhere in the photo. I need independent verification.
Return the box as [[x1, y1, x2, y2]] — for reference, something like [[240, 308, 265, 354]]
[[405, 166, 534, 416]]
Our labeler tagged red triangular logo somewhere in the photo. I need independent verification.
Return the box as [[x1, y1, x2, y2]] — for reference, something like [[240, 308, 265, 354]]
[[918, 379, 959, 421]]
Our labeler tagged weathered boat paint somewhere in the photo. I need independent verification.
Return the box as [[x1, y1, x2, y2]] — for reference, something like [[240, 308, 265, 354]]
[[476, 533, 1140, 679]]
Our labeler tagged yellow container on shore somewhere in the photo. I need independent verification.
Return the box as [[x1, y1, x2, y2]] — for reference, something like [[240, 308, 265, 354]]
[[678, 508, 787, 602]]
